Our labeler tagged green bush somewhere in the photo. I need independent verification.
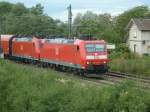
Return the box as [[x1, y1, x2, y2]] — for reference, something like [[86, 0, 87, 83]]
[[106, 81, 150, 112], [109, 43, 140, 59], [0, 60, 150, 112]]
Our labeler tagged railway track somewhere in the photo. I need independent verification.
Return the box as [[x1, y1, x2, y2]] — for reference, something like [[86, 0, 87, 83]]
[[107, 71, 150, 84], [81, 77, 115, 86], [77, 72, 150, 93], [104, 71, 150, 91], [80, 71, 150, 91], [63, 72, 115, 86]]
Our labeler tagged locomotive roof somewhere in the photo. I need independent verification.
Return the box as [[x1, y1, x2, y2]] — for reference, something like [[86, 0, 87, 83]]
[[44, 38, 106, 44], [44, 38, 75, 44], [15, 37, 33, 42]]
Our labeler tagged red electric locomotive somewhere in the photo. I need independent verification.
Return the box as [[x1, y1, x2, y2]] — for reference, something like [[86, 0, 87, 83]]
[[40, 38, 109, 74], [1, 35, 109, 75]]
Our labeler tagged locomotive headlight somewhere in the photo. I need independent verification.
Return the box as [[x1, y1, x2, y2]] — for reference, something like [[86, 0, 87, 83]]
[[104, 61, 106, 64], [87, 61, 90, 64]]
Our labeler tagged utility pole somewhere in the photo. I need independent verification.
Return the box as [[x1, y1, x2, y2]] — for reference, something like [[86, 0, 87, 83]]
[[67, 4, 72, 38], [0, 35, 1, 54], [0, 22, 2, 58]]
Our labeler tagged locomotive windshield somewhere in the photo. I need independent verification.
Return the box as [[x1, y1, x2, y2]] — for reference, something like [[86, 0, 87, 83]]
[[85, 44, 105, 52]]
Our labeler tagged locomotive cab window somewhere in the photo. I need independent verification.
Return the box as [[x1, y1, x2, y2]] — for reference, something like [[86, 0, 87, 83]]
[[85, 44, 105, 52], [95, 44, 105, 52]]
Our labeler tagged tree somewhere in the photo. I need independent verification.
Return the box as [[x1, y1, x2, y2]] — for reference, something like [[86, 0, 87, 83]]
[[30, 3, 44, 15], [0, 2, 68, 37], [0, 2, 12, 16], [11, 3, 28, 16], [73, 11, 119, 43], [114, 6, 149, 42], [1, 1, 150, 43], [73, 6, 150, 43]]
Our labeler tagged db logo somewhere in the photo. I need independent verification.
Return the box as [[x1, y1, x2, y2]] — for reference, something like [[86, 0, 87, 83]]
[[20, 45, 23, 51], [56, 48, 59, 55]]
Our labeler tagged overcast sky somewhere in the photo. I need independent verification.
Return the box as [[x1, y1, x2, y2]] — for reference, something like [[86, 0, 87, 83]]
[[2, 0, 150, 21]]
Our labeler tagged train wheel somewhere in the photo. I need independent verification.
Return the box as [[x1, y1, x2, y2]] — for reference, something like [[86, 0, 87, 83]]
[[82, 71, 88, 77], [61, 66, 66, 72], [73, 69, 78, 75], [78, 69, 84, 76]]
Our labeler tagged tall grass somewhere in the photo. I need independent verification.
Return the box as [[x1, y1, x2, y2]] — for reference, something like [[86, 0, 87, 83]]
[[109, 43, 150, 77], [0, 59, 150, 112], [109, 57, 150, 77]]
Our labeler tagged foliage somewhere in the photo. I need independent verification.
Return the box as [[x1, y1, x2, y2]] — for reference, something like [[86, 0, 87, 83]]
[[73, 12, 120, 43], [0, 1, 150, 42], [108, 43, 138, 59], [114, 6, 149, 42], [106, 81, 150, 112], [30, 3, 44, 15], [0, 2, 68, 37], [109, 57, 150, 76], [0, 60, 150, 112], [74, 6, 150, 43]]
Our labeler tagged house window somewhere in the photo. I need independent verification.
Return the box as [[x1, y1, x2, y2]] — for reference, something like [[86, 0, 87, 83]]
[[134, 44, 136, 53], [133, 30, 137, 38]]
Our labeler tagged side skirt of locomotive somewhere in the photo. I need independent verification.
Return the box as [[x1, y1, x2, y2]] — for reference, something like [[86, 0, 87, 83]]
[[40, 59, 108, 74], [40, 58, 85, 75], [5, 55, 39, 65], [40, 58, 82, 69], [5, 54, 85, 75]]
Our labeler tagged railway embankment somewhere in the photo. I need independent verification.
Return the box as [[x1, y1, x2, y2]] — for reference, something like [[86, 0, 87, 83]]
[[0, 59, 150, 112]]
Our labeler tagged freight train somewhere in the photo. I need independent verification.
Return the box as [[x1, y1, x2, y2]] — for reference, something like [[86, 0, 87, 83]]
[[0, 35, 109, 76]]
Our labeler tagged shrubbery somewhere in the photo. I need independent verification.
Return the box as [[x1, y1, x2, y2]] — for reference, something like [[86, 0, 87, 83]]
[[0, 60, 150, 112], [109, 43, 139, 59]]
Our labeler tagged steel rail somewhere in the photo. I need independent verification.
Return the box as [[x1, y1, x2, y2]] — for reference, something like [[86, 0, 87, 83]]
[[107, 71, 150, 84]]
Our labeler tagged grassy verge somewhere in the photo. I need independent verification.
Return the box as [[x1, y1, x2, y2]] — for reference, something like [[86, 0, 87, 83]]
[[109, 57, 150, 77], [0, 59, 150, 112], [109, 43, 150, 77]]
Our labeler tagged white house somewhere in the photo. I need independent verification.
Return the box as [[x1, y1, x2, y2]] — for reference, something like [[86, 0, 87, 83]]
[[126, 18, 150, 55]]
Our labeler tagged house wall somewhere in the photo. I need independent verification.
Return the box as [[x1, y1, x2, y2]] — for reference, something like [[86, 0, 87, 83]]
[[129, 24, 141, 40], [141, 31, 150, 54], [128, 23, 143, 55], [128, 23, 150, 55]]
